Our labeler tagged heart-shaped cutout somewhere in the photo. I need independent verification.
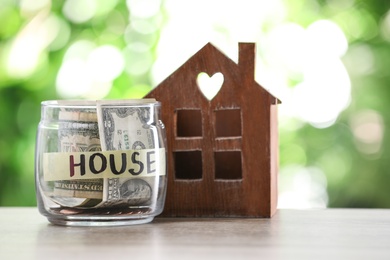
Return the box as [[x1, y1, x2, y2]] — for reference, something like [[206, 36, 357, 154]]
[[196, 72, 224, 101]]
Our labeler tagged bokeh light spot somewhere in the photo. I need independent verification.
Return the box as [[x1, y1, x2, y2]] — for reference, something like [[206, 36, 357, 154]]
[[20, 0, 51, 15], [87, 45, 125, 82], [123, 46, 153, 76], [317, 146, 352, 184], [126, 0, 161, 18], [56, 41, 123, 99], [5, 12, 56, 78], [62, 0, 96, 24], [306, 20, 348, 58], [350, 110, 384, 155], [47, 15, 71, 51], [292, 53, 351, 128], [278, 165, 328, 209], [343, 44, 374, 76]]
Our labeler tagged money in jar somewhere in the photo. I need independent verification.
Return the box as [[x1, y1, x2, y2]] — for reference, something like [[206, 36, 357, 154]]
[[35, 99, 167, 226]]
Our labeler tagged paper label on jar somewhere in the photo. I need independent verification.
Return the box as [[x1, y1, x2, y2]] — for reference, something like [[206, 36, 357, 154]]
[[43, 148, 166, 181]]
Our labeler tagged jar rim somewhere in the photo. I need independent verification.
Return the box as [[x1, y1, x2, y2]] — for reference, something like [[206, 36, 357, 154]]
[[41, 99, 161, 108]]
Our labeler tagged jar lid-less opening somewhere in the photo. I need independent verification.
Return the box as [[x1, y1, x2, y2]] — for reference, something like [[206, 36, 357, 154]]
[[41, 99, 160, 109]]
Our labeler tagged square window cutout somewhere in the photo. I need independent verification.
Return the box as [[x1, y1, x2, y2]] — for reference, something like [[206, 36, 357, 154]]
[[176, 109, 202, 137], [174, 151, 202, 180], [215, 109, 241, 137], [214, 151, 242, 180]]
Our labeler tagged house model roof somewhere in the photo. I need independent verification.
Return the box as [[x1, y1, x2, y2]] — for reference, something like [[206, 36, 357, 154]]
[[152, 42, 280, 105]]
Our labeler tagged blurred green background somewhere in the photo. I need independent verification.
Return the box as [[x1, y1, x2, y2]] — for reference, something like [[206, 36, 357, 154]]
[[1, 0, 390, 208]]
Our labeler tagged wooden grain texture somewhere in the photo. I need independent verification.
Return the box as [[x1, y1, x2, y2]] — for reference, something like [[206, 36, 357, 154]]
[[2, 208, 390, 260], [145, 42, 280, 217]]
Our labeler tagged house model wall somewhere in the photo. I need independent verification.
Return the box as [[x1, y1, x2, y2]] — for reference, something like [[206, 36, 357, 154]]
[[145, 42, 280, 217]]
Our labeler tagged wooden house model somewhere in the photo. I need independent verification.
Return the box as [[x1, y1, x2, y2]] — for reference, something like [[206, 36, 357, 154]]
[[145, 42, 280, 217]]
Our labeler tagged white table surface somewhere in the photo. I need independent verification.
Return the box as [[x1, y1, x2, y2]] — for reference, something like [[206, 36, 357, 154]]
[[1, 207, 389, 259]]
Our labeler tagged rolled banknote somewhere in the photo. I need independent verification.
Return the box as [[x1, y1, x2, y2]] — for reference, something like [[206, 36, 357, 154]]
[[51, 105, 104, 207], [95, 99, 165, 208]]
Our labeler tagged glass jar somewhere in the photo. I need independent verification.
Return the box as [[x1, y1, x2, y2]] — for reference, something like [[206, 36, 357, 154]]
[[35, 99, 167, 226]]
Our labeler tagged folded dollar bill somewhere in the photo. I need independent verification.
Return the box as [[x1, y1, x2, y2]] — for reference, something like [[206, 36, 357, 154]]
[[95, 99, 164, 208]]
